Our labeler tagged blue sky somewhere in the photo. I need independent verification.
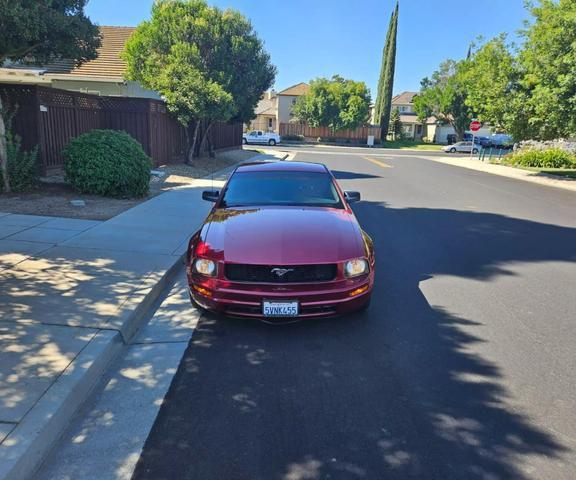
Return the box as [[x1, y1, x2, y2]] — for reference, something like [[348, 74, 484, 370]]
[[86, 0, 530, 98]]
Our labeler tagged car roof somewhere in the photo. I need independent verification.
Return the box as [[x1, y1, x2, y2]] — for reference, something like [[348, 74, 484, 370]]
[[235, 161, 328, 173]]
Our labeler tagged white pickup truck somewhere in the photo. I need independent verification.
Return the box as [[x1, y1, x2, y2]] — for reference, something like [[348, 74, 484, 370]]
[[242, 130, 281, 146]]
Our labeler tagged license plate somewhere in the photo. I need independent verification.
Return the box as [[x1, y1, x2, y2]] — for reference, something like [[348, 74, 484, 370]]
[[263, 300, 299, 317]]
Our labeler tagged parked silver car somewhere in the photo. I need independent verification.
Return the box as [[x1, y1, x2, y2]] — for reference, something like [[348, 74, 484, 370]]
[[443, 141, 479, 154]]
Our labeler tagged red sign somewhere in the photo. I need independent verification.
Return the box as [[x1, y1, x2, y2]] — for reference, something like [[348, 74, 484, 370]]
[[470, 120, 482, 132]]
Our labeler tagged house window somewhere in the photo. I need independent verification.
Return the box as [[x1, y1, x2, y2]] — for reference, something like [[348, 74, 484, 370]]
[[268, 118, 273, 129]]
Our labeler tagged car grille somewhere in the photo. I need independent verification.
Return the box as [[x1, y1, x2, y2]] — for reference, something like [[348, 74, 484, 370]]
[[225, 263, 338, 283]]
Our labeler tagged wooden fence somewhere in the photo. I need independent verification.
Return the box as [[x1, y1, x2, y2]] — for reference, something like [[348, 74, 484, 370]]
[[0, 84, 243, 174], [280, 123, 381, 141]]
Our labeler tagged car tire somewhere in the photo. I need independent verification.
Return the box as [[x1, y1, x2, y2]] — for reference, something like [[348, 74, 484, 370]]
[[268, 139, 276, 146], [472, 148, 478, 154], [242, 138, 247, 145], [449, 147, 456, 153]]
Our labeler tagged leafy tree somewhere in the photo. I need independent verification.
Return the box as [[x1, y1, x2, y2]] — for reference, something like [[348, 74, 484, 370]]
[[413, 60, 474, 141], [459, 35, 519, 133], [0, 0, 100, 192], [374, 2, 399, 141], [388, 107, 402, 140], [124, 0, 276, 162], [292, 75, 371, 132], [516, 0, 576, 140]]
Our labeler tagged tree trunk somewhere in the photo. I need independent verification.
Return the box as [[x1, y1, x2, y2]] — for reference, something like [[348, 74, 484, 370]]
[[198, 121, 213, 157], [0, 96, 10, 193], [453, 123, 465, 142], [186, 121, 201, 165]]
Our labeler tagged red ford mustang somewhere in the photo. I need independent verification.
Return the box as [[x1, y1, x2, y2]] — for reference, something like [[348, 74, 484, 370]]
[[186, 161, 375, 320]]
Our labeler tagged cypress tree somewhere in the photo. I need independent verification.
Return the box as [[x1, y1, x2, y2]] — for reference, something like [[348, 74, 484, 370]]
[[375, 2, 399, 141], [374, 9, 394, 122]]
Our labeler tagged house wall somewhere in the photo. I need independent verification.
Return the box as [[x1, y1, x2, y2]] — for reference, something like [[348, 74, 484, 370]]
[[49, 79, 160, 99], [433, 125, 492, 144], [277, 95, 299, 124], [248, 115, 276, 132], [394, 103, 414, 114]]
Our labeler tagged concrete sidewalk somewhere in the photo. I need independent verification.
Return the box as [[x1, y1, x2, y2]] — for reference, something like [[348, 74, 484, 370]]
[[0, 152, 284, 480]]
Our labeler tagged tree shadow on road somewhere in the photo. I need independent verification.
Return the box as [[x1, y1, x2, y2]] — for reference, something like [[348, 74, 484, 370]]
[[133, 202, 576, 480]]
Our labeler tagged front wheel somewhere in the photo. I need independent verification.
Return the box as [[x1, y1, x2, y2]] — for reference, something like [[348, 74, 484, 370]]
[[449, 147, 456, 153], [242, 138, 247, 145], [472, 148, 478, 154], [268, 139, 276, 146]]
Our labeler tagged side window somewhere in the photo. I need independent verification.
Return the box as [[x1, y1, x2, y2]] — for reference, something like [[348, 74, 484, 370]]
[[249, 131, 257, 136], [257, 131, 263, 136]]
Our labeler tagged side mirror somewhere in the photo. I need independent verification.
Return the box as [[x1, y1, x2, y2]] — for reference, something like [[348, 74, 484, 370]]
[[344, 191, 361, 203], [202, 190, 220, 202]]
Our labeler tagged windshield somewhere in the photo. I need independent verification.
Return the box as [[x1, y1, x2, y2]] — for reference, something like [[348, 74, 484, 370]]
[[220, 171, 343, 208]]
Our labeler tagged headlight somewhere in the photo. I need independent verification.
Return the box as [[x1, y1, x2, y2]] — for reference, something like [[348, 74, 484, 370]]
[[344, 258, 369, 277], [194, 258, 216, 276]]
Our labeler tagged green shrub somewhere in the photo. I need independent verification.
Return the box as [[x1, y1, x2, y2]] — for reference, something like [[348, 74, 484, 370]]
[[505, 148, 576, 169], [0, 131, 39, 193], [63, 130, 152, 197], [281, 134, 305, 142]]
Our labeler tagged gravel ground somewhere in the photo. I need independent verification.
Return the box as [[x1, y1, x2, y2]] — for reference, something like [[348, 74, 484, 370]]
[[0, 149, 258, 220]]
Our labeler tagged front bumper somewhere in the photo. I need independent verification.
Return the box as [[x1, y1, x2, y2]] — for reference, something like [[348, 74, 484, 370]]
[[188, 273, 373, 319]]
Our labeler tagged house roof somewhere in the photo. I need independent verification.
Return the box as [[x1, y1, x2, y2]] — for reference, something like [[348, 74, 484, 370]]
[[44, 26, 135, 79], [255, 97, 276, 116], [277, 82, 309, 96], [399, 114, 420, 124], [392, 91, 418, 105], [2, 26, 135, 80]]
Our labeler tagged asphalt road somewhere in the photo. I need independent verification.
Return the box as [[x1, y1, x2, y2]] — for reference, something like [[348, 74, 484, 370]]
[[132, 150, 576, 480]]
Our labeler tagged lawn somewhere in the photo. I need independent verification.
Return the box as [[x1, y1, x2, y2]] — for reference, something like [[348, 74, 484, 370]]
[[491, 159, 576, 179], [379, 140, 444, 151], [522, 167, 576, 179]]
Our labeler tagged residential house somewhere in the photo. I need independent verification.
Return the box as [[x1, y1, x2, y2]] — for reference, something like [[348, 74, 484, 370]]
[[0, 26, 159, 99], [247, 82, 310, 132], [390, 91, 492, 143], [391, 91, 429, 140]]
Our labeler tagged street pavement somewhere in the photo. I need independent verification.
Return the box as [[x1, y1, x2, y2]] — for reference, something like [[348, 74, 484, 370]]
[[126, 148, 576, 480], [38, 148, 576, 480]]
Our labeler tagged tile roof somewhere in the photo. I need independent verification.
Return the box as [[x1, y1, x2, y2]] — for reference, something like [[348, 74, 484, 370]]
[[392, 91, 418, 105], [277, 82, 309, 96], [47, 26, 136, 79]]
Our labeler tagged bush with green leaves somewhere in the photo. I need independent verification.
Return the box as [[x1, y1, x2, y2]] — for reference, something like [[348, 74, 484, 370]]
[[0, 132, 38, 193], [505, 148, 576, 169], [63, 130, 152, 197], [280, 134, 305, 142]]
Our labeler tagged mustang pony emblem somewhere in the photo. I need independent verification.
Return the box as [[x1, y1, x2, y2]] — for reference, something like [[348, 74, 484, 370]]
[[271, 268, 294, 278]]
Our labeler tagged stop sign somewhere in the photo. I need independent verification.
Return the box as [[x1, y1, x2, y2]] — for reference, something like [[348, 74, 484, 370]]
[[470, 120, 482, 132]]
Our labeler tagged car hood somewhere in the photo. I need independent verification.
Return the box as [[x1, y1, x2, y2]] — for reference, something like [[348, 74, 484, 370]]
[[203, 207, 364, 264]]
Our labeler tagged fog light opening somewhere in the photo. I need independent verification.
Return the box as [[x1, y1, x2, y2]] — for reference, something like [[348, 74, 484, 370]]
[[349, 285, 369, 297]]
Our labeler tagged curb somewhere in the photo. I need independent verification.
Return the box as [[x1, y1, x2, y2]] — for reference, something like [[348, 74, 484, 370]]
[[114, 253, 185, 343], [0, 330, 123, 480], [0, 255, 183, 480]]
